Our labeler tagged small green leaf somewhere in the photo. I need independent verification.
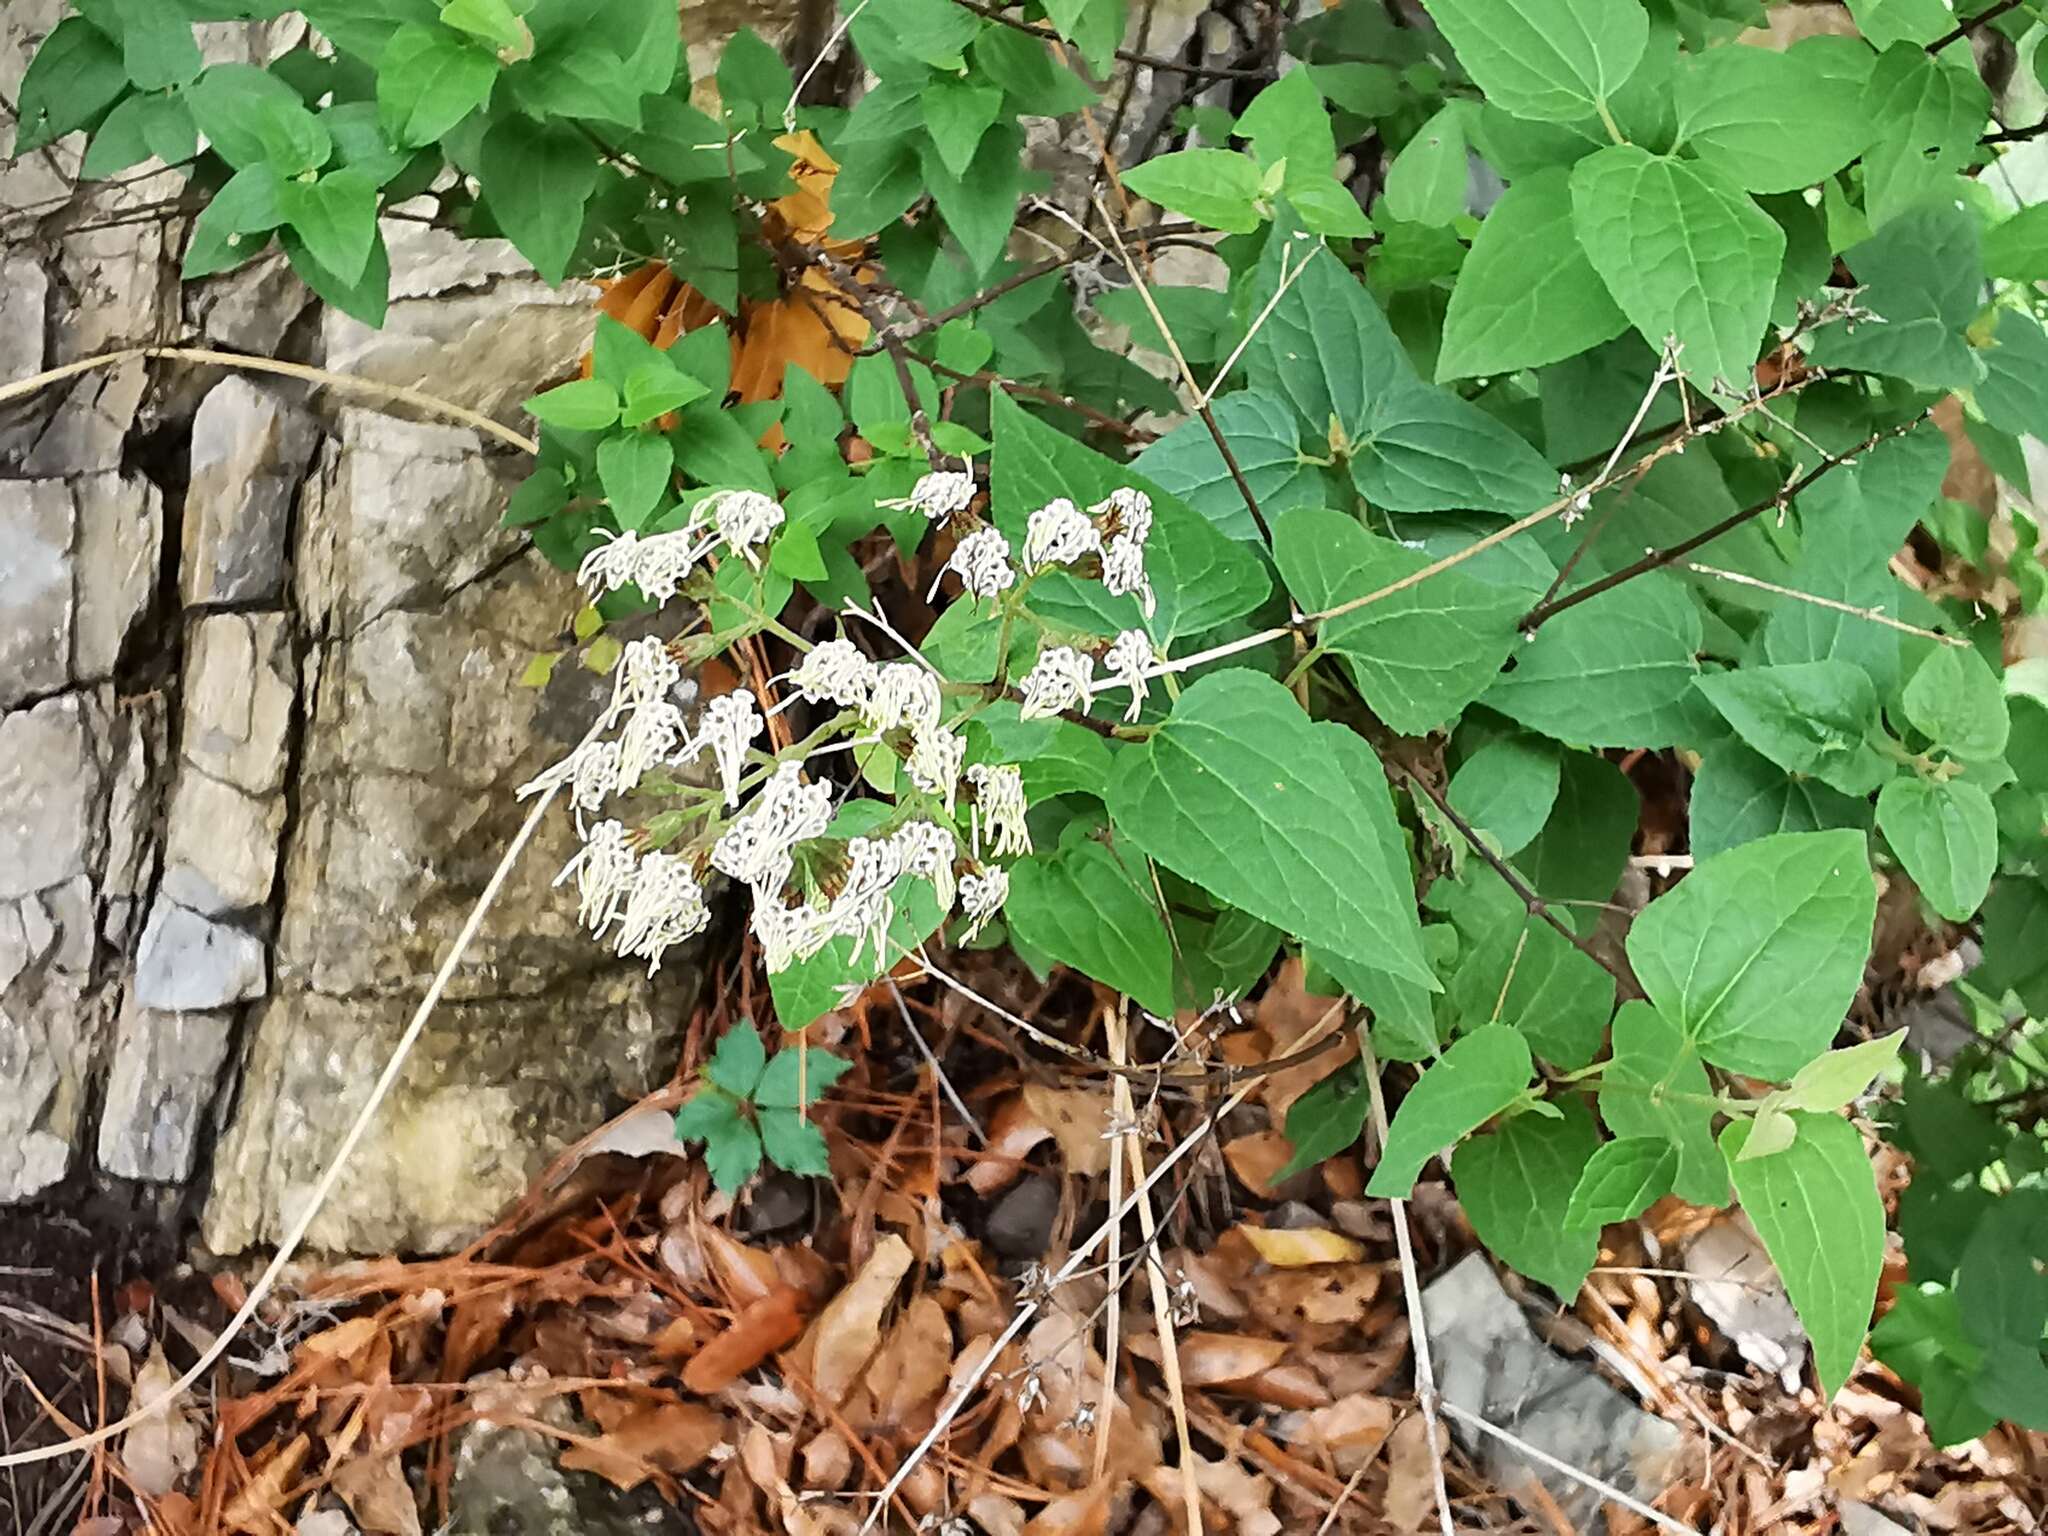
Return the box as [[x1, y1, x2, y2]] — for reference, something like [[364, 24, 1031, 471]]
[[921, 78, 1002, 178], [1454, 1095, 1601, 1295], [277, 169, 380, 286], [278, 221, 389, 328], [1736, 1104, 1798, 1160], [477, 113, 599, 284], [377, 23, 498, 146], [1278, 1064, 1370, 1181], [182, 162, 285, 279], [1693, 660, 1886, 796], [13, 17, 129, 155], [1598, 1000, 1725, 1205], [1235, 68, 1338, 178], [1877, 776, 1999, 922], [1563, 1137, 1678, 1228], [674, 1086, 739, 1143], [1122, 148, 1268, 234], [622, 362, 709, 426], [705, 1025, 769, 1099], [1975, 310, 2048, 442], [756, 1047, 852, 1109], [1352, 375, 1560, 516], [768, 522, 828, 582], [1384, 104, 1468, 226], [760, 1109, 832, 1177], [1007, 825, 1177, 1017], [1437, 167, 1627, 380], [1783, 1031, 1903, 1114], [703, 1115, 764, 1191], [1722, 1110, 1885, 1399], [1421, 0, 1647, 122], [1447, 735, 1560, 859], [1366, 1024, 1533, 1198], [527, 378, 621, 431], [441, 0, 531, 53], [1903, 644, 2008, 760], [1626, 830, 1875, 1081], [597, 431, 674, 530], [187, 63, 332, 174]]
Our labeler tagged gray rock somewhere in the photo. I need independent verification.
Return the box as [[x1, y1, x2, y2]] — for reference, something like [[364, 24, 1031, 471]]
[[71, 471, 162, 680], [185, 252, 314, 355], [1423, 1254, 1683, 1532], [988, 1176, 1060, 1259], [134, 896, 267, 1012], [0, 693, 100, 900], [448, 1400, 665, 1536], [22, 358, 149, 474], [183, 379, 317, 606], [0, 255, 51, 460], [96, 994, 235, 1182], [0, 479, 73, 709]]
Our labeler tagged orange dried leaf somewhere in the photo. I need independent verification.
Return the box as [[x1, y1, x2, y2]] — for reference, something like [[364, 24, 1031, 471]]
[[1238, 1226, 1367, 1267], [1222, 1131, 1296, 1198], [1019, 1083, 1112, 1177], [809, 1233, 913, 1403], [1170, 1331, 1290, 1387], [682, 1286, 808, 1394], [1243, 1263, 1383, 1327], [224, 1433, 309, 1535], [559, 1400, 726, 1491], [968, 1094, 1057, 1197], [332, 1452, 423, 1536], [298, 1315, 381, 1366]]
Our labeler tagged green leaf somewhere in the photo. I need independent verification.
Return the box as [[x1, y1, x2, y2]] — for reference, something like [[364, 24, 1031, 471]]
[[1672, 36, 1871, 194], [1108, 671, 1436, 991], [1598, 1000, 1725, 1205], [921, 78, 1002, 178], [1738, 1104, 1799, 1160], [1122, 149, 1268, 234], [597, 432, 674, 530], [756, 1047, 852, 1109], [673, 398, 775, 495], [88, 0, 202, 90], [442, 0, 532, 53], [1447, 735, 1559, 859], [1903, 644, 2008, 760], [921, 124, 1029, 278], [1808, 200, 1984, 389], [1420, 0, 1647, 122], [1247, 239, 1411, 448], [1040, 0, 1121, 74], [1437, 167, 1627, 380], [703, 1115, 764, 1191], [1626, 829, 1876, 1080], [1273, 507, 1523, 734], [277, 169, 380, 286], [378, 23, 497, 145], [965, 705, 1116, 800], [1436, 869, 1615, 1069], [187, 63, 331, 173], [706, 1025, 769, 1098], [278, 222, 390, 328], [760, 1109, 832, 1177], [1279, 1065, 1371, 1179], [1782, 1031, 1903, 1114], [527, 378, 621, 431], [1352, 375, 1559, 515], [1975, 310, 2048, 442], [1871, 1286, 1998, 1446], [1384, 104, 1468, 227], [1845, 0, 1954, 50], [1132, 390, 1319, 540], [1515, 750, 1637, 905], [673, 1086, 739, 1143], [1484, 575, 1705, 748], [716, 27, 793, 123], [973, 25, 1095, 115], [1571, 146, 1783, 390], [1456, 1097, 1602, 1295], [1693, 660, 1886, 796], [1877, 777, 1998, 922], [1563, 1136, 1678, 1227], [81, 92, 164, 178], [622, 362, 709, 426], [1859, 47, 1988, 227], [1689, 739, 1870, 858], [1722, 1110, 1885, 1399], [13, 16, 129, 154], [478, 113, 599, 284], [1366, 1024, 1533, 1197], [989, 392, 1269, 645], [768, 861, 949, 1029], [1007, 824, 1177, 1017], [1985, 201, 2048, 283], [1235, 68, 1338, 178], [182, 162, 287, 277], [1956, 1191, 2048, 1426]]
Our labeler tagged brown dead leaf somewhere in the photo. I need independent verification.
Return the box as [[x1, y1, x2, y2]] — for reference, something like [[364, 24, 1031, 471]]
[[683, 1286, 809, 1394], [1235, 1363, 1331, 1409], [701, 1224, 783, 1305], [969, 1094, 1058, 1196], [1282, 1395, 1396, 1472], [1022, 1491, 1111, 1536], [559, 1400, 726, 1491], [331, 1453, 422, 1536], [1251, 960, 1355, 1122], [1242, 1264, 1383, 1327], [864, 1294, 953, 1425], [225, 1433, 310, 1535], [1019, 1083, 1112, 1177], [1382, 1414, 1436, 1533], [1239, 1226, 1367, 1267], [1222, 1132, 1296, 1198], [1169, 1331, 1290, 1388], [298, 1316, 381, 1368], [809, 1233, 913, 1404]]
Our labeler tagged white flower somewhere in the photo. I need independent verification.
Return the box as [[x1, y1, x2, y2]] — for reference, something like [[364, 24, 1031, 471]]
[[958, 865, 1009, 941], [600, 636, 683, 729], [518, 736, 621, 820], [577, 529, 712, 606], [1091, 486, 1152, 544], [612, 852, 709, 975], [615, 698, 687, 789], [880, 469, 976, 523], [1102, 629, 1153, 722], [905, 724, 967, 812], [893, 819, 958, 912], [683, 689, 762, 807], [830, 834, 906, 967], [753, 896, 833, 973], [1022, 498, 1102, 571], [1018, 645, 1095, 720], [1101, 534, 1154, 617], [866, 662, 943, 735], [555, 818, 635, 935], [1557, 472, 1594, 529], [710, 761, 832, 893], [576, 528, 644, 599], [966, 763, 1030, 858], [691, 489, 786, 566], [930, 527, 1016, 602], [787, 639, 878, 710]]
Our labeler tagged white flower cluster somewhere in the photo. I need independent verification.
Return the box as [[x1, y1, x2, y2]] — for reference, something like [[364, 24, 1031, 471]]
[[880, 469, 977, 524], [576, 489, 787, 604], [895, 481, 1158, 618], [1015, 628, 1154, 724], [555, 823, 710, 976], [747, 817, 977, 975]]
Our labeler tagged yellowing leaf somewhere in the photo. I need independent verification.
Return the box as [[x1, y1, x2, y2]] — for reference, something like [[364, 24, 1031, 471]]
[[1238, 1225, 1368, 1267]]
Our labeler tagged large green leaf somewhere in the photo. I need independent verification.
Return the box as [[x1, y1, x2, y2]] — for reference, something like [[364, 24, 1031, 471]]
[[1975, 310, 2048, 445], [1122, 148, 1267, 233], [1134, 391, 1323, 541], [1877, 777, 1998, 922], [1808, 200, 1984, 390], [1108, 672, 1435, 989], [1006, 823, 1177, 1016], [990, 392, 1269, 644], [1723, 1110, 1885, 1399], [1247, 241, 1410, 446], [377, 23, 498, 146], [1454, 1096, 1602, 1295], [1438, 168, 1628, 380], [1484, 575, 1705, 748], [187, 63, 331, 174], [1694, 660, 1887, 796], [1273, 508, 1524, 734], [1571, 146, 1784, 390], [1688, 739, 1870, 858], [1673, 37, 1872, 194], [1563, 1136, 1679, 1228], [1626, 829, 1876, 1079], [13, 15, 129, 154], [1419, 0, 1648, 122], [1436, 868, 1614, 1069], [1857, 45, 1989, 228], [1598, 1000, 1725, 1205], [1902, 643, 2009, 760], [1367, 1024, 1533, 1196], [1352, 376, 1559, 515], [1447, 734, 1560, 858], [478, 113, 600, 284]]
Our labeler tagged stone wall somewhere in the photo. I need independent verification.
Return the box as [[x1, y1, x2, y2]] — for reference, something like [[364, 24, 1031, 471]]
[[0, 1, 711, 1255]]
